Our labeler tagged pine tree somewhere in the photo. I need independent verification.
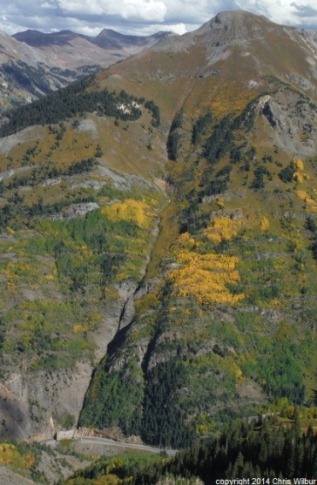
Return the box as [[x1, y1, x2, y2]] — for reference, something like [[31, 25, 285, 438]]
[[231, 452, 244, 477]]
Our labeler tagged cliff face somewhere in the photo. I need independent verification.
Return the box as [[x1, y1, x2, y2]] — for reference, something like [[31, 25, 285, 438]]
[[0, 280, 139, 439], [0, 11, 317, 444]]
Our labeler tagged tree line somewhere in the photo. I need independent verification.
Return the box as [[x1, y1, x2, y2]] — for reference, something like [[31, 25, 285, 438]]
[[65, 417, 317, 483], [0, 76, 160, 137]]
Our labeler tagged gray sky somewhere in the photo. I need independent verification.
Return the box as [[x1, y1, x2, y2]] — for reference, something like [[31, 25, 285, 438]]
[[0, 0, 317, 37]]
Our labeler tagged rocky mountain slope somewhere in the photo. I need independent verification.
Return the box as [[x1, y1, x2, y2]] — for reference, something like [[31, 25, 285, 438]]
[[0, 28, 172, 111], [0, 10, 317, 448]]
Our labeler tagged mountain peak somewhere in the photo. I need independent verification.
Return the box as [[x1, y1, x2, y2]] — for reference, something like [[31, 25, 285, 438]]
[[213, 9, 269, 22], [212, 9, 277, 26], [194, 9, 283, 44], [13, 29, 84, 47]]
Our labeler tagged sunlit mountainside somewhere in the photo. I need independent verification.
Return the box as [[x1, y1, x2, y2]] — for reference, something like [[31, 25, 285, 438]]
[[0, 9, 317, 482]]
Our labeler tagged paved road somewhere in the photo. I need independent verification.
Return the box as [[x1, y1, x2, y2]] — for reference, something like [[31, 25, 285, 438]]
[[42, 435, 178, 457]]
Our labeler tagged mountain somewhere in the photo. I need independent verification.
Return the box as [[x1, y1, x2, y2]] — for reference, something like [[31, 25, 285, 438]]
[[0, 28, 173, 111], [13, 27, 173, 50], [13, 28, 172, 48], [0, 9, 317, 455], [12, 29, 90, 47], [13, 28, 173, 62], [0, 29, 88, 111], [93, 29, 171, 49]]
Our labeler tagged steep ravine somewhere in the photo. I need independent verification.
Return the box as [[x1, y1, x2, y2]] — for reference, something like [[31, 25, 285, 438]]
[[76, 204, 168, 435]]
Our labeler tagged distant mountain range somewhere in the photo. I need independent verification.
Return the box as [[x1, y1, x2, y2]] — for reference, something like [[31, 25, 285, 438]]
[[13, 28, 171, 51], [0, 28, 174, 111]]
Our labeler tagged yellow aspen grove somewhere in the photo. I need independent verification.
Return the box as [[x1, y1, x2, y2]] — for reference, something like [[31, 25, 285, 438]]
[[203, 216, 243, 244], [167, 249, 245, 305], [101, 199, 153, 229]]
